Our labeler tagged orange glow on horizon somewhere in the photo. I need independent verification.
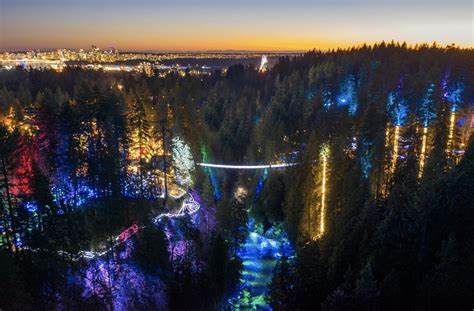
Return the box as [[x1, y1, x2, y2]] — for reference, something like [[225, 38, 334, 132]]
[[3, 30, 471, 53], [2, 1, 472, 53]]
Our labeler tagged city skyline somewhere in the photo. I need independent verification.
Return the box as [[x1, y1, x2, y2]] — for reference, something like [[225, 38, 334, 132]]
[[1, 0, 473, 52]]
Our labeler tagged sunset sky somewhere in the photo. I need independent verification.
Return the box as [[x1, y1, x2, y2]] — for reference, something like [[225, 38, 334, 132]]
[[1, 0, 472, 52]]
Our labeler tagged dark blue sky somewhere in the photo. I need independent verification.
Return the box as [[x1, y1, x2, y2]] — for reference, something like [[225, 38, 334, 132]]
[[1, 0, 472, 51]]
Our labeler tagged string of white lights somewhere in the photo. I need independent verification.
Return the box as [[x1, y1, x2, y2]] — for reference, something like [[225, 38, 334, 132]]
[[196, 162, 297, 170], [153, 192, 200, 223]]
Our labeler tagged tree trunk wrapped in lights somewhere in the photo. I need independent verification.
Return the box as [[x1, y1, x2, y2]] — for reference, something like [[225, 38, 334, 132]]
[[447, 110, 456, 157], [390, 125, 400, 178], [417, 83, 436, 179], [318, 144, 330, 239], [418, 126, 428, 178], [308, 143, 330, 241], [383, 90, 407, 196]]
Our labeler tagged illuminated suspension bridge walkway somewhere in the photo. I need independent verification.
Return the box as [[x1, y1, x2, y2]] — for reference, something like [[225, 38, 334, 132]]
[[197, 161, 297, 170]]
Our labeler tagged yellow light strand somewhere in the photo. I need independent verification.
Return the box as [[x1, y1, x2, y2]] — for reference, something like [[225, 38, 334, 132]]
[[384, 123, 390, 148], [320, 153, 327, 237], [447, 111, 456, 156], [418, 126, 428, 178], [317, 144, 330, 239], [391, 125, 400, 176]]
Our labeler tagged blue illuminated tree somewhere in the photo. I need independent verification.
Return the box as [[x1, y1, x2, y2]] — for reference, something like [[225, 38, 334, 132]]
[[443, 78, 464, 112], [337, 75, 358, 116], [387, 91, 408, 126], [418, 83, 436, 127]]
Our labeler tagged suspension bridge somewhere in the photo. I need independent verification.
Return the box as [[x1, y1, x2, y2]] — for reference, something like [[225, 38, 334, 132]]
[[197, 161, 297, 170]]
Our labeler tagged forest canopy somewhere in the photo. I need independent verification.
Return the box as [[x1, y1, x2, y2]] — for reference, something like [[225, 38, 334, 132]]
[[0, 42, 473, 310]]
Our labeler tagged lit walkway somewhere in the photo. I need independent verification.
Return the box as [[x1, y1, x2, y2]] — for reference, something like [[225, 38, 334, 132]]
[[196, 162, 297, 170]]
